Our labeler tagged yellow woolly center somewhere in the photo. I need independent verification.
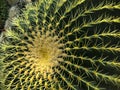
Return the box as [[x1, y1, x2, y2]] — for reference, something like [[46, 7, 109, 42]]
[[25, 31, 64, 74]]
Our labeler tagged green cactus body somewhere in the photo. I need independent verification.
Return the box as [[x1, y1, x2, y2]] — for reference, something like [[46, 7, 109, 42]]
[[0, 0, 120, 90]]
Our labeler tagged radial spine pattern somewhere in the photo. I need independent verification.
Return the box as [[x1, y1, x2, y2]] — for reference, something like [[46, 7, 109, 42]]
[[0, 0, 120, 90]]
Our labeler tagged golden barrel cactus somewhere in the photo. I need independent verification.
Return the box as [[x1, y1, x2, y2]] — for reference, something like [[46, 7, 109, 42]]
[[0, 0, 120, 90]]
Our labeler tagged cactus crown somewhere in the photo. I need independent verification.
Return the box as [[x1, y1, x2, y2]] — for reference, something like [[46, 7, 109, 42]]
[[0, 0, 120, 90]]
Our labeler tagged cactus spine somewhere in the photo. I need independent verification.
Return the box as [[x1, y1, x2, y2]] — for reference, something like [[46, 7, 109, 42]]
[[0, 0, 120, 90]]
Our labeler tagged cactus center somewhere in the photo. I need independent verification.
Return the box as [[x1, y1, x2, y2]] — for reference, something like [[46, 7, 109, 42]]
[[25, 31, 64, 74]]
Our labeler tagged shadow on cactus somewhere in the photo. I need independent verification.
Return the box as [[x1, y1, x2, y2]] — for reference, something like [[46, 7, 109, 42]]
[[0, 0, 120, 90], [0, 0, 9, 31]]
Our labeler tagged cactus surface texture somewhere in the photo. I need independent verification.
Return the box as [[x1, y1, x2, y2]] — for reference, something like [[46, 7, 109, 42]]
[[4, 0, 32, 30], [0, 0, 120, 90]]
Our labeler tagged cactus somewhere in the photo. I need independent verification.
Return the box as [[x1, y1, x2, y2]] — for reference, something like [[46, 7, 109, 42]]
[[0, 0, 120, 90], [4, 0, 32, 30]]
